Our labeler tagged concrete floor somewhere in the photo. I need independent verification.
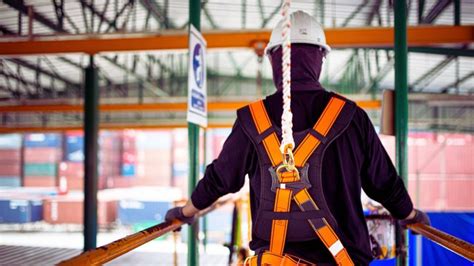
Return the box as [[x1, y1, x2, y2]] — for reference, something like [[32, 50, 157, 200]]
[[0, 229, 230, 265]]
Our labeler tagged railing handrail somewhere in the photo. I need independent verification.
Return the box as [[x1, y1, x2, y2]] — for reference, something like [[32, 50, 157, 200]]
[[57, 196, 236, 266], [408, 223, 474, 262]]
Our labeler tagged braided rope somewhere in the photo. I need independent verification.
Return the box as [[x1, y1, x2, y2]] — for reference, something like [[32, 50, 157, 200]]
[[280, 0, 294, 154]]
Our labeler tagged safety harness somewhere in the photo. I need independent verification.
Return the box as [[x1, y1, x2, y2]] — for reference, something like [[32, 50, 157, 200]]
[[239, 95, 356, 266]]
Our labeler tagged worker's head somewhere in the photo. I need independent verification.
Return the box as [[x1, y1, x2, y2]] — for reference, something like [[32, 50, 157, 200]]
[[266, 11, 330, 91]]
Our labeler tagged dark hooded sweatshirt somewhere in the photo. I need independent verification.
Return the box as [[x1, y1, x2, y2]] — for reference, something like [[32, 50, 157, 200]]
[[191, 44, 413, 265]]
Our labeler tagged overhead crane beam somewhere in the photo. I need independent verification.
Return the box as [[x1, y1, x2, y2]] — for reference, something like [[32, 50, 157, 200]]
[[0, 99, 381, 113], [0, 26, 472, 56]]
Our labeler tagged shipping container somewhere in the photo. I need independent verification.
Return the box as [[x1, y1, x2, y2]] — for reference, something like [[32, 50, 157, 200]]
[[121, 164, 136, 177], [0, 134, 22, 149], [65, 133, 84, 162], [0, 177, 21, 187], [24, 163, 57, 177], [43, 194, 117, 225], [24, 147, 62, 163], [0, 149, 21, 160], [117, 200, 172, 225], [24, 176, 56, 187], [0, 198, 43, 223], [0, 164, 21, 176], [24, 133, 61, 148]]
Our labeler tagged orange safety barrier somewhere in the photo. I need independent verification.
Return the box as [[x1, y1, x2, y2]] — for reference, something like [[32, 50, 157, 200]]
[[57, 197, 236, 266]]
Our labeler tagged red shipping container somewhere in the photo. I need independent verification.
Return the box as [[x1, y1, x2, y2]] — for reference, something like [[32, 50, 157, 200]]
[[43, 195, 117, 225], [0, 164, 21, 176], [24, 176, 56, 187], [24, 148, 62, 163], [66, 175, 108, 191], [444, 135, 474, 175], [59, 162, 83, 178], [446, 178, 474, 210], [107, 176, 133, 188], [122, 152, 136, 164], [0, 149, 21, 160]]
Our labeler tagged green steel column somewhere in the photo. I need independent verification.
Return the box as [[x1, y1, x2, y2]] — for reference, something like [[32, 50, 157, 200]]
[[84, 56, 99, 252], [202, 129, 208, 252], [394, 1, 408, 266], [188, 0, 201, 265], [454, 0, 460, 26]]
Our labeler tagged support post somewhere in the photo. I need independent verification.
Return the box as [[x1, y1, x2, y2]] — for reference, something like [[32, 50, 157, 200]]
[[394, 1, 408, 266], [188, 1, 201, 265], [454, 0, 460, 26], [202, 129, 208, 252], [83, 55, 99, 252]]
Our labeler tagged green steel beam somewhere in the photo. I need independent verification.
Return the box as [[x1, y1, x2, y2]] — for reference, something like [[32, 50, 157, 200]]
[[83, 56, 99, 252], [394, 1, 408, 266], [454, 0, 460, 25], [261, 4, 281, 27], [188, 1, 200, 266], [411, 56, 455, 91], [440, 71, 474, 93], [418, 0, 425, 24], [361, 55, 394, 94], [341, 0, 369, 27], [365, 46, 474, 57], [138, 0, 176, 29], [422, 0, 451, 24]]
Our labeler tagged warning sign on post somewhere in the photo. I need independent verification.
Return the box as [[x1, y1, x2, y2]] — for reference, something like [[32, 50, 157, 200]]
[[187, 25, 207, 128]]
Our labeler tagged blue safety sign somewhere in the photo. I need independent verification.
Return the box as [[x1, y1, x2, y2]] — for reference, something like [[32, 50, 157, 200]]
[[187, 25, 207, 127]]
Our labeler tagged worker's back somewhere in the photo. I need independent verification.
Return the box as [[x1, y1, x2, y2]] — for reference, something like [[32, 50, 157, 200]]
[[242, 89, 369, 264]]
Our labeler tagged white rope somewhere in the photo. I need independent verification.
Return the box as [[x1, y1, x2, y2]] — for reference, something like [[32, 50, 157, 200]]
[[280, 0, 294, 154]]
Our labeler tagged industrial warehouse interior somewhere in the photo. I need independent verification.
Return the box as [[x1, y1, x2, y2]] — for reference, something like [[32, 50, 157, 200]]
[[0, 0, 473, 265]]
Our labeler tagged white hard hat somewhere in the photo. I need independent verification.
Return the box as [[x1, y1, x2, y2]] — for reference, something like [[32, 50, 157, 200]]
[[266, 10, 331, 56]]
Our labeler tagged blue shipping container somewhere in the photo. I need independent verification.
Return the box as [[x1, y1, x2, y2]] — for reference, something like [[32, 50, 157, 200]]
[[118, 200, 172, 225], [25, 133, 62, 148], [0, 199, 43, 223], [0, 177, 21, 187], [121, 164, 136, 177], [66, 135, 84, 162]]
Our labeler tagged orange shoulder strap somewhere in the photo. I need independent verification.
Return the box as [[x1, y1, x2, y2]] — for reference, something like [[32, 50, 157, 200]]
[[248, 101, 282, 167], [294, 97, 346, 167]]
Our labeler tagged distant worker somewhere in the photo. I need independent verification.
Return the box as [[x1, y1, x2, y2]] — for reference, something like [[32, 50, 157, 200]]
[[165, 11, 430, 265]]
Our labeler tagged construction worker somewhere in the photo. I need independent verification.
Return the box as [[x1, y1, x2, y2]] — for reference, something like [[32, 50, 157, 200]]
[[165, 11, 430, 265]]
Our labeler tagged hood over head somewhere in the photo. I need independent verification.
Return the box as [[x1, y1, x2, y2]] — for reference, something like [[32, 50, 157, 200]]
[[269, 43, 325, 92]]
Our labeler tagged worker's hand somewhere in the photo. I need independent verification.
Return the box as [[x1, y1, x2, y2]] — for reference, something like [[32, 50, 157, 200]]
[[399, 209, 430, 234], [165, 206, 196, 225]]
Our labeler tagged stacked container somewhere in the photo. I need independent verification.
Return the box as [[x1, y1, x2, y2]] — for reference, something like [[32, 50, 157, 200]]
[[62, 131, 84, 190], [121, 130, 137, 177], [43, 191, 117, 226], [99, 131, 121, 188], [171, 129, 188, 194], [134, 131, 172, 187], [23, 133, 61, 187], [0, 134, 22, 187]]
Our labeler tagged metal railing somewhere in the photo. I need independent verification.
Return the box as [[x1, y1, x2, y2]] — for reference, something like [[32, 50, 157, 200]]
[[408, 223, 474, 261], [57, 197, 236, 266], [58, 203, 473, 265]]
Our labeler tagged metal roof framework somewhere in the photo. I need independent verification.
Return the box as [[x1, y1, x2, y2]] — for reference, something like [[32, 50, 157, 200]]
[[0, 0, 473, 132]]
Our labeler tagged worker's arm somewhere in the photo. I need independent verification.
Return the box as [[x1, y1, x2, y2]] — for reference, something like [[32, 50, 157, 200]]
[[165, 119, 255, 223], [358, 108, 415, 220]]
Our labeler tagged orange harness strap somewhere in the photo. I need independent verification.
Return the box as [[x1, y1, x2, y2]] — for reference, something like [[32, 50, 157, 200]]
[[294, 189, 354, 265], [294, 97, 345, 167], [248, 97, 353, 266], [249, 101, 282, 166]]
